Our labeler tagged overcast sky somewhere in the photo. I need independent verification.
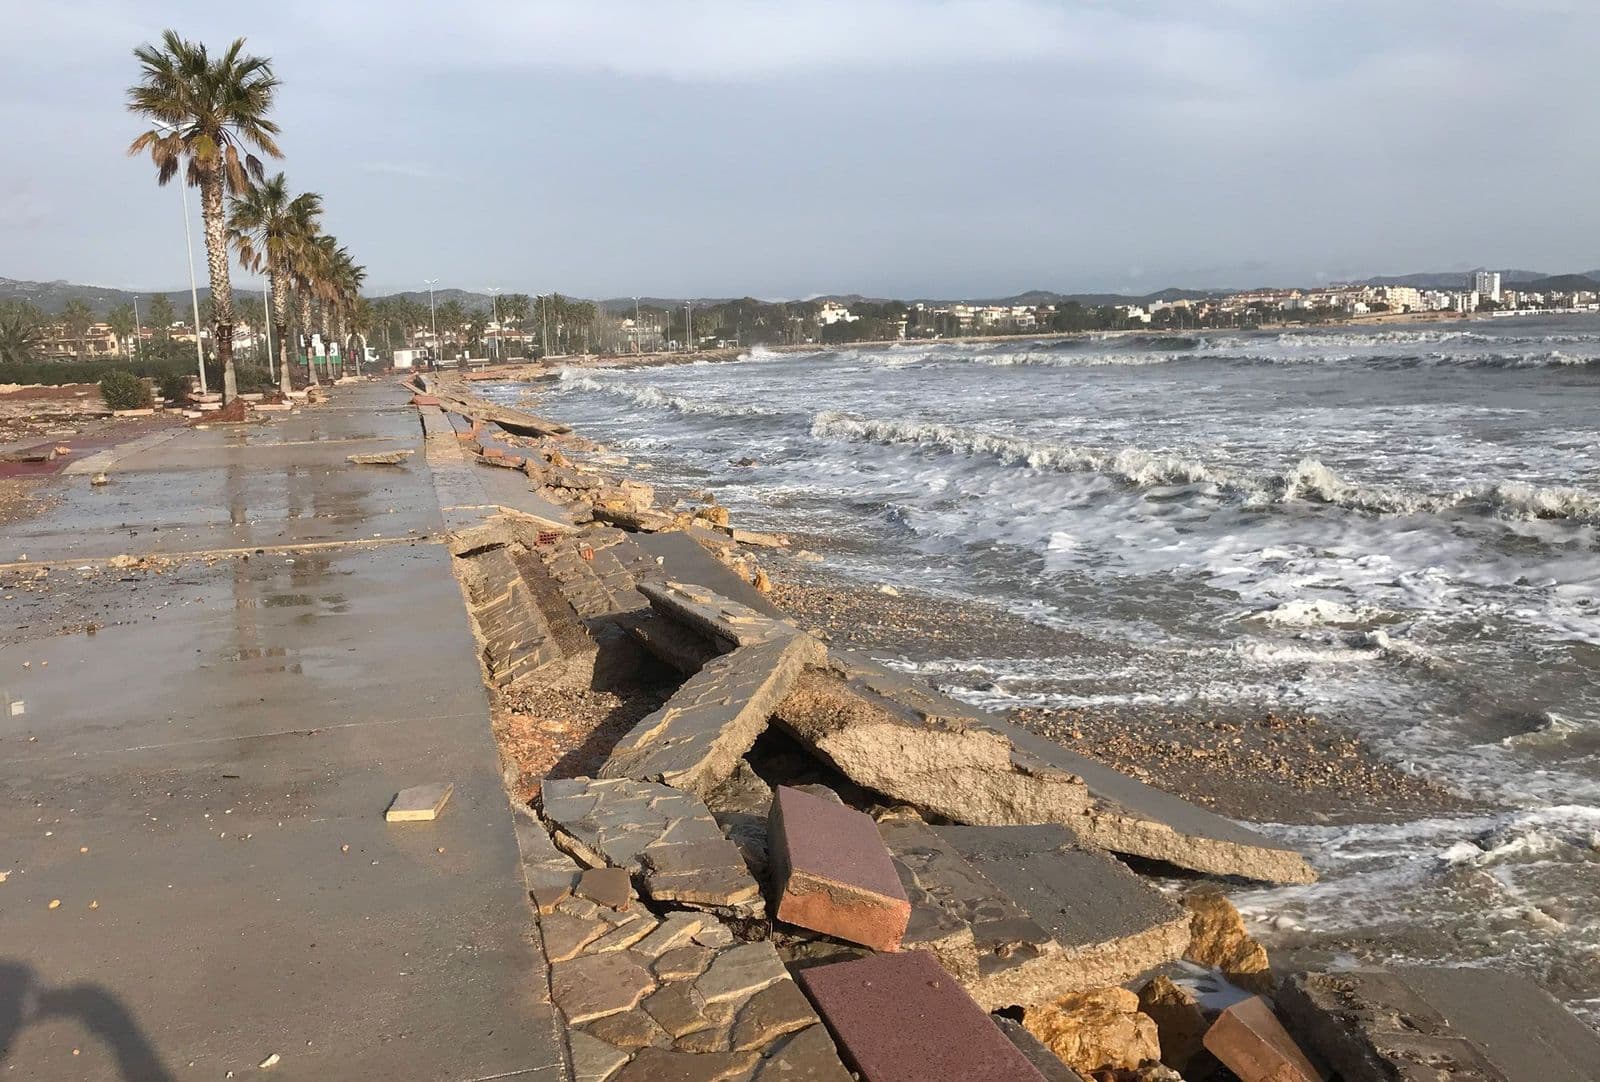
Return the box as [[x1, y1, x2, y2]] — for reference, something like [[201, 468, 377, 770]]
[[3, 1, 1598, 299]]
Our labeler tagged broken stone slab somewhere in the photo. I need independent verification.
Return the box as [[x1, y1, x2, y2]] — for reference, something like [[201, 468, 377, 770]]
[[513, 804, 585, 914], [995, 1018, 1088, 1082], [570, 1030, 631, 1082], [540, 776, 764, 919], [638, 580, 815, 651], [610, 1047, 760, 1082], [937, 824, 1190, 996], [384, 781, 453, 822], [346, 448, 414, 465], [1202, 995, 1320, 1082], [774, 669, 1093, 829], [796, 950, 1050, 1082], [598, 631, 821, 799], [769, 786, 910, 952], [826, 650, 1317, 885], [1278, 967, 1600, 1082], [577, 866, 635, 911], [752, 1024, 854, 1081]]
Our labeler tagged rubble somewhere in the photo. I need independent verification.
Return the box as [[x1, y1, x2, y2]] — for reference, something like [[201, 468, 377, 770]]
[[796, 950, 1051, 1082], [1136, 976, 1209, 1073], [539, 776, 764, 919], [384, 781, 453, 822], [1201, 995, 1320, 1082], [346, 449, 414, 465], [1181, 889, 1273, 993], [768, 785, 910, 951], [1022, 988, 1161, 1076]]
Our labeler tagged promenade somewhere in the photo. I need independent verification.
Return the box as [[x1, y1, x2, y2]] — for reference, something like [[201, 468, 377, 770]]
[[0, 384, 564, 1081]]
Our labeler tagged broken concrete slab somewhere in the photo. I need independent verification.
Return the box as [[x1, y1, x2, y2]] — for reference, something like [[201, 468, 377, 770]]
[[825, 650, 1316, 885], [769, 786, 910, 952], [796, 950, 1050, 1082], [638, 580, 815, 651], [384, 781, 453, 821], [514, 804, 585, 914], [599, 631, 820, 799], [539, 777, 764, 919], [1202, 995, 1320, 1082], [995, 1017, 1087, 1082], [1278, 967, 1600, 1082], [346, 449, 414, 465], [938, 824, 1190, 995], [774, 669, 1092, 829]]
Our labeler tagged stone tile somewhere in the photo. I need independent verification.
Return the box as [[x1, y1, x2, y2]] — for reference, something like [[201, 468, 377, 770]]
[[796, 951, 1049, 1082], [675, 1024, 733, 1054], [729, 980, 820, 1051], [643, 980, 717, 1038], [552, 952, 658, 1025], [578, 866, 635, 910], [752, 1024, 854, 1082], [588, 913, 661, 953], [770, 786, 910, 951], [633, 913, 712, 959], [656, 943, 717, 982], [695, 942, 790, 1005], [385, 781, 454, 821], [611, 1047, 762, 1082], [542, 910, 612, 963], [584, 1008, 673, 1051], [693, 923, 736, 949], [570, 1030, 631, 1082], [541, 776, 765, 919], [1202, 995, 1319, 1082]]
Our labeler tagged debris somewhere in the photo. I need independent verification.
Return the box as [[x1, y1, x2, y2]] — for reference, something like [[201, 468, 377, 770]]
[[48, 898, 60, 910], [346, 449, 414, 465], [258, 1052, 281, 1069], [90, 472, 109, 486], [1137, 976, 1209, 1073], [769, 785, 910, 952], [1022, 987, 1160, 1076], [384, 781, 454, 822], [1201, 995, 1319, 1082], [1182, 889, 1273, 993]]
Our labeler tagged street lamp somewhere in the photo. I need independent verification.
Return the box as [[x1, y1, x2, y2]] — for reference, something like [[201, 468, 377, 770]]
[[485, 287, 502, 362], [633, 296, 641, 354], [152, 120, 208, 396], [424, 278, 439, 366], [132, 296, 143, 360], [684, 300, 693, 353]]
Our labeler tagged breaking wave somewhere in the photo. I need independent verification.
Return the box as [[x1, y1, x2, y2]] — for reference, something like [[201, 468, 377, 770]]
[[556, 370, 785, 419], [810, 411, 1600, 524]]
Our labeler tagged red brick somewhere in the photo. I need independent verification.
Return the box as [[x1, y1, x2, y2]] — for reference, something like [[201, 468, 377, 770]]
[[1202, 995, 1320, 1082], [797, 951, 1048, 1082], [769, 786, 910, 951], [410, 393, 439, 406]]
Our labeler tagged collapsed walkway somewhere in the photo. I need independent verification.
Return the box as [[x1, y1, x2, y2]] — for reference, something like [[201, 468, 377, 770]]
[[0, 384, 564, 1080]]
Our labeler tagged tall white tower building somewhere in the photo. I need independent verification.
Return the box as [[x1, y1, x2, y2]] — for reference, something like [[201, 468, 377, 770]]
[[1472, 270, 1502, 302]]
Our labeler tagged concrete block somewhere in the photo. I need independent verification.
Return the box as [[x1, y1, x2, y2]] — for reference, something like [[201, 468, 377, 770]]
[[769, 786, 910, 952], [384, 781, 453, 822], [796, 951, 1048, 1082], [1202, 995, 1320, 1082]]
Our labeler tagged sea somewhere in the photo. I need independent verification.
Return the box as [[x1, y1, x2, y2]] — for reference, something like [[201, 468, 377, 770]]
[[487, 315, 1600, 1022]]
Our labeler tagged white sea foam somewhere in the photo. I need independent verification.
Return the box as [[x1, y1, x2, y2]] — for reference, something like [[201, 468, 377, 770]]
[[1243, 599, 1382, 627], [1501, 712, 1592, 749], [557, 371, 784, 419]]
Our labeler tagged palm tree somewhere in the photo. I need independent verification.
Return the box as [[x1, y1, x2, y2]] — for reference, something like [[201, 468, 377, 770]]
[[230, 173, 321, 395], [127, 30, 281, 402], [0, 302, 44, 365], [61, 299, 94, 359], [107, 304, 137, 357]]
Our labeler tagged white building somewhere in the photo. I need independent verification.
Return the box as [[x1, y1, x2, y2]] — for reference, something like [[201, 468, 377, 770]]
[[817, 301, 858, 325], [1472, 270, 1502, 303]]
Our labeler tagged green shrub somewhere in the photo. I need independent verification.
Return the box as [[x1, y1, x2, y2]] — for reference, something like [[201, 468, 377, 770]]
[[156, 371, 191, 402], [99, 370, 154, 411]]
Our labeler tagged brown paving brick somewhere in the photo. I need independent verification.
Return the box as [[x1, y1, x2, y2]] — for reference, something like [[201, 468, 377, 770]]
[[1202, 995, 1320, 1082], [769, 785, 910, 952], [796, 950, 1048, 1082]]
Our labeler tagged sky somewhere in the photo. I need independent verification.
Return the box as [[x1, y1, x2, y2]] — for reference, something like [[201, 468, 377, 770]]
[[3, 1, 1600, 299]]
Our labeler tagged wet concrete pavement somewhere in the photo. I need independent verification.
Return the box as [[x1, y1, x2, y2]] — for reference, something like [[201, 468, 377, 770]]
[[0, 384, 565, 1081]]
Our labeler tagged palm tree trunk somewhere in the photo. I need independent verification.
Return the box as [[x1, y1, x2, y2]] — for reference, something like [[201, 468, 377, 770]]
[[272, 262, 294, 396], [199, 172, 238, 402], [299, 291, 319, 386]]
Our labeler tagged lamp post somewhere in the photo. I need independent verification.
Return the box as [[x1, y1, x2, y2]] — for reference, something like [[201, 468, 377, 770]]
[[152, 121, 208, 396], [424, 278, 439, 366], [684, 300, 693, 353], [132, 296, 142, 360], [485, 287, 502, 362], [633, 296, 641, 354]]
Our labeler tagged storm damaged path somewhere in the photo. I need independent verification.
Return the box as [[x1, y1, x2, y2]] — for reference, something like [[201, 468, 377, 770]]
[[0, 384, 565, 1081]]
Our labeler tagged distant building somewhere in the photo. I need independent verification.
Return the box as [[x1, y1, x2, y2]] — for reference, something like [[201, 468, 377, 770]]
[[1472, 270, 1502, 302], [1377, 286, 1422, 312], [817, 301, 857, 325]]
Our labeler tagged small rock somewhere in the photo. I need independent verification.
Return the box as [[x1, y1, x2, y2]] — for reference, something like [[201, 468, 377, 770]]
[[1022, 987, 1160, 1074], [258, 1053, 280, 1069]]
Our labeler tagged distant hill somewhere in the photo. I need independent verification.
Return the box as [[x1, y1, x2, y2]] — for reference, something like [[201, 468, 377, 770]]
[[0, 277, 262, 315], [1360, 269, 1547, 289], [1519, 274, 1600, 292]]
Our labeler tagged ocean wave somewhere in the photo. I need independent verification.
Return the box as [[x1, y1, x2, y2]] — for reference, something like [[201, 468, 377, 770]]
[[557, 370, 785, 419], [1243, 599, 1383, 627], [810, 411, 1600, 525], [1440, 805, 1600, 867], [966, 351, 1182, 368], [1501, 712, 1593, 749]]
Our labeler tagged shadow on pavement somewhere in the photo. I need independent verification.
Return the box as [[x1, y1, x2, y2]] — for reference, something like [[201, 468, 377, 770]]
[[0, 962, 174, 1081]]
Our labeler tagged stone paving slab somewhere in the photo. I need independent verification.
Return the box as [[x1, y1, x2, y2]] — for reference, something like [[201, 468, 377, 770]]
[[540, 777, 764, 919], [1278, 967, 1600, 1082]]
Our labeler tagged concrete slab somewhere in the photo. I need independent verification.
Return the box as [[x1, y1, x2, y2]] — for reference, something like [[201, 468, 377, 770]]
[[1279, 967, 1600, 1082], [0, 383, 565, 1081]]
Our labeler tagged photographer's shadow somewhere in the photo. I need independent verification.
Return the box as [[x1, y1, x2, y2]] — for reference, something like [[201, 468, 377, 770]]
[[0, 963, 174, 1081]]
